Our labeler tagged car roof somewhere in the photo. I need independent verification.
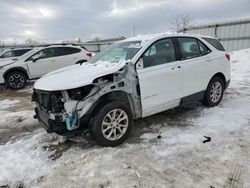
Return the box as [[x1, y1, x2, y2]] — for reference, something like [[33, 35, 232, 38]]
[[38, 44, 82, 48], [122, 33, 218, 46]]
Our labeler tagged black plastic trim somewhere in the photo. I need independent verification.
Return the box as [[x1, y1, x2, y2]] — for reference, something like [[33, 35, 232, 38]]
[[180, 90, 205, 105], [225, 79, 230, 89]]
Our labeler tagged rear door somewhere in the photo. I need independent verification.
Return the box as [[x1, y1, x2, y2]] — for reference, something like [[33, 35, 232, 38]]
[[137, 38, 183, 117], [176, 37, 211, 97]]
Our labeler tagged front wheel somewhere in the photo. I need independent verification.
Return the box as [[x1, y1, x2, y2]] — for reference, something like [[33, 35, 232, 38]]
[[90, 101, 133, 147], [5, 71, 27, 89], [203, 77, 225, 107]]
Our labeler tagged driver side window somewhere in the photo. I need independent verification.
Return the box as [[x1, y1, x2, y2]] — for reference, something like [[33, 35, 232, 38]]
[[142, 38, 176, 68], [27, 48, 56, 61]]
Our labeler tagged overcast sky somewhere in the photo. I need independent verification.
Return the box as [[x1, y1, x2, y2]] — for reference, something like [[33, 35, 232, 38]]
[[0, 0, 249, 43]]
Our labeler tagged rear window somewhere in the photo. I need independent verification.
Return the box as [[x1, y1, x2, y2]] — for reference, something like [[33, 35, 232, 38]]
[[203, 38, 225, 51], [14, 49, 32, 56]]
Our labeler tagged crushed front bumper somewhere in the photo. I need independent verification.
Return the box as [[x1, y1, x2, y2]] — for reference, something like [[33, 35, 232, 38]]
[[34, 107, 69, 135]]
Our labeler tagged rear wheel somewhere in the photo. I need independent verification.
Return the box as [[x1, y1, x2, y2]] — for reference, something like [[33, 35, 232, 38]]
[[5, 71, 27, 89], [203, 77, 225, 107], [90, 101, 133, 147]]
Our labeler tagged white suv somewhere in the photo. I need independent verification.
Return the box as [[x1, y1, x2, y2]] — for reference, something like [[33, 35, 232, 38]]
[[33, 34, 231, 147], [0, 45, 92, 89]]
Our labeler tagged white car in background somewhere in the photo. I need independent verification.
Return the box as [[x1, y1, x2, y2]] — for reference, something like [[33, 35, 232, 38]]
[[33, 34, 231, 147], [0, 44, 93, 89], [0, 48, 32, 62]]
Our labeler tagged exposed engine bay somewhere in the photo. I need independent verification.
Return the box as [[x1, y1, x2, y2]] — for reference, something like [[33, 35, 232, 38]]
[[33, 62, 142, 135]]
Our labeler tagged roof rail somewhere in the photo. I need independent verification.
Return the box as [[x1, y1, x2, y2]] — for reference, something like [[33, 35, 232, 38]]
[[37, 43, 81, 47]]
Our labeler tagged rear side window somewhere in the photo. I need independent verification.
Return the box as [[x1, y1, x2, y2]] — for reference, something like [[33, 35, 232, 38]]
[[203, 37, 225, 51], [177, 37, 211, 60], [198, 41, 211, 56], [55, 47, 81, 56], [14, 49, 31, 56], [178, 37, 200, 59]]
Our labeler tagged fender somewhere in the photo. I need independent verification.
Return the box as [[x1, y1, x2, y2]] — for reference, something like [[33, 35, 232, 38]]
[[3, 67, 30, 79]]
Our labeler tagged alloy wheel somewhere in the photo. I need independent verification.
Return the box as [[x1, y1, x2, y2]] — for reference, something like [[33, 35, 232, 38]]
[[8, 74, 25, 89], [210, 81, 222, 103], [101, 109, 129, 141]]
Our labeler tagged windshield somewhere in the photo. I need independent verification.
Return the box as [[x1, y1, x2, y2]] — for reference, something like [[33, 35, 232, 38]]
[[88, 41, 141, 64]]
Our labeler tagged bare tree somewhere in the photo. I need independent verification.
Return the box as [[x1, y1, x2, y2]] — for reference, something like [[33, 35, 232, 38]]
[[170, 13, 193, 33], [24, 38, 39, 45]]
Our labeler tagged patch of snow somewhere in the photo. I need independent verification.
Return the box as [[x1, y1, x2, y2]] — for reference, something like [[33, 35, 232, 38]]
[[0, 99, 20, 110], [0, 131, 54, 186], [123, 31, 175, 46], [0, 110, 38, 131]]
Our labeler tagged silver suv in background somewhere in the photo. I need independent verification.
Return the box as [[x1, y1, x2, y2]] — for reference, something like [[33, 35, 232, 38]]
[[0, 44, 93, 89]]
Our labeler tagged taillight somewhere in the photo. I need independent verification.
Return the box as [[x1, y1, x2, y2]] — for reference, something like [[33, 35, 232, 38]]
[[225, 53, 230, 61], [86, 52, 92, 59]]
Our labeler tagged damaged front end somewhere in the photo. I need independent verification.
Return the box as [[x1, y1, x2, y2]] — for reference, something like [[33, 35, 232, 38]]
[[33, 62, 141, 136]]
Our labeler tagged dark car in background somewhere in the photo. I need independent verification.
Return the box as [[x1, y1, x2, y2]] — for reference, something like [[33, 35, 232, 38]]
[[0, 48, 32, 61]]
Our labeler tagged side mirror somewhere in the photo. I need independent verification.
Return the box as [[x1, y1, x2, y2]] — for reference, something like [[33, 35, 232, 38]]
[[32, 56, 39, 62], [136, 58, 144, 70]]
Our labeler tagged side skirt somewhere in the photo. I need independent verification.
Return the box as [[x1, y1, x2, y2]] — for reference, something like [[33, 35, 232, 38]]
[[180, 90, 205, 106]]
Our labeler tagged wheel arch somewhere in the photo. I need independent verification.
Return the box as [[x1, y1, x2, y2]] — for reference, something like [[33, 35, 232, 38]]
[[3, 67, 29, 80], [93, 90, 134, 115], [209, 72, 226, 89], [81, 90, 136, 126]]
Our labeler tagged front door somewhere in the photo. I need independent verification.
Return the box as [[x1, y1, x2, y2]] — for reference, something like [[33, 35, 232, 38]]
[[26, 47, 59, 78], [137, 38, 183, 117]]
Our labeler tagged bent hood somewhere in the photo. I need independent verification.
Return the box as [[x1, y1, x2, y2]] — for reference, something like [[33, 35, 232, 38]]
[[34, 61, 126, 91]]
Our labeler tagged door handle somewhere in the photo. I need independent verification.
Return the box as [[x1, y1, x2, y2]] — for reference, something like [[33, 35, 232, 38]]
[[172, 65, 181, 70]]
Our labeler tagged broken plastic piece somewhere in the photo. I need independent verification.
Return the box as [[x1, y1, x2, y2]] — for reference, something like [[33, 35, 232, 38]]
[[66, 112, 79, 131], [203, 136, 211, 143]]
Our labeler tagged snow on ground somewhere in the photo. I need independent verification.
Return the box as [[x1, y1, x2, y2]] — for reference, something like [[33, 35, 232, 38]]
[[0, 49, 250, 187], [0, 99, 20, 110]]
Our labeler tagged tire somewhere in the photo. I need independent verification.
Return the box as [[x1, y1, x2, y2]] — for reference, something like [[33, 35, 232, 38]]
[[5, 71, 27, 89], [90, 101, 133, 147], [203, 77, 225, 107]]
